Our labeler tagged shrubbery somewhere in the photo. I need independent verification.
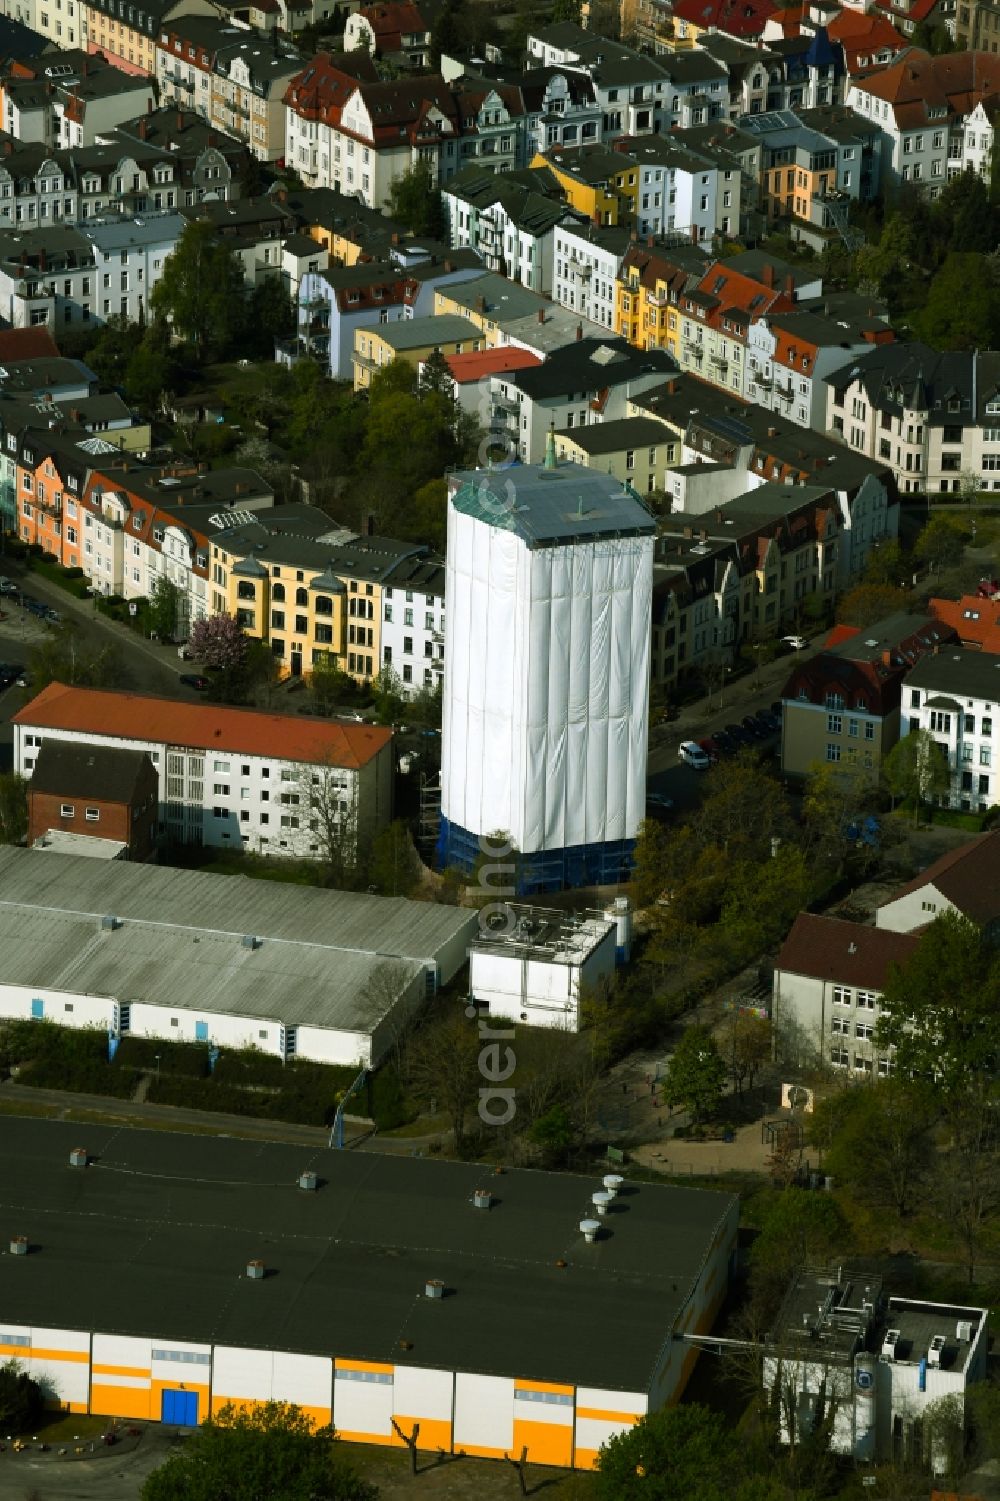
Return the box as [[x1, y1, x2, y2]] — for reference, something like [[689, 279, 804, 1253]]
[[27, 556, 92, 598]]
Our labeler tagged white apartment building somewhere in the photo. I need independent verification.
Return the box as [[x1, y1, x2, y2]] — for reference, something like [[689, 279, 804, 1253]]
[[14, 683, 394, 861], [745, 309, 887, 429], [847, 49, 999, 192], [380, 555, 446, 696], [442, 170, 566, 294], [901, 651, 1000, 813], [552, 218, 629, 330], [624, 136, 743, 241], [825, 344, 1000, 497]]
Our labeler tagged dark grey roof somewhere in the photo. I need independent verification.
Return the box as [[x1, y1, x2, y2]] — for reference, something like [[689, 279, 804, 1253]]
[[28, 740, 153, 803], [512, 337, 676, 400], [555, 415, 675, 454], [0, 1115, 735, 1392], [905, 648, 1000, 699], [824, 343, 1000, 428]]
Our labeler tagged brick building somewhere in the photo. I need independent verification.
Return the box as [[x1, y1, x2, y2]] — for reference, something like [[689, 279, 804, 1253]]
[[27, 739, 158, 860]]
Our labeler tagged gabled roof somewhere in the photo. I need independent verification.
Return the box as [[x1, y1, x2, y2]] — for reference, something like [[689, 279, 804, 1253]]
[[777, 913, 919, 988], [29, 739, 154, 804], [16, 684, 392, 770], [929, 595, 1000, 654], [878, 830, 1000, 926], [443, 347, 542, 383], [852, 47, 1000, 127]]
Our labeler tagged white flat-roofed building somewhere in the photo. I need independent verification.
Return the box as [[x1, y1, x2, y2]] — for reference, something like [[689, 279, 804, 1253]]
[[468, 902, 623, 1030]]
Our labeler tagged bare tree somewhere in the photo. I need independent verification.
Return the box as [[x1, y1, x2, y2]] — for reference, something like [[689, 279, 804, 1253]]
[[298, 757, 360, 886], [406, 1010, 481, 1154], [357, 960, 418, 1074]]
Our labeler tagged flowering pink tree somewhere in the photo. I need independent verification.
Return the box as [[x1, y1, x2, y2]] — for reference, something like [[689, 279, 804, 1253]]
[[189, 614, 249, 672]]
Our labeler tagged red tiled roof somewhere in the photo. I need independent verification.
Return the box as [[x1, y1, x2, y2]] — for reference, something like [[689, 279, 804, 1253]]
[[853, 46, 1000, 125], [929, 594, 1000, 653], [444, 348, 542, 382], [15, 684, 392, 770], [0, 327, 59, 360], [776, 913, 919, 989], [823, 623, 861, 649], [357, 0, 429, 50], [672, 0, 777, 36], [878, 831, 1000, 926]]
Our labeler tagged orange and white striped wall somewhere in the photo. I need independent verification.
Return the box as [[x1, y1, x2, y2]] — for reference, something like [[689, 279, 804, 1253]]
[[0, 1323, 90, 1414], [90, 1335, 212, 1423], [211, 1348, 334, 1430], [0, 1324, 720, 1469]]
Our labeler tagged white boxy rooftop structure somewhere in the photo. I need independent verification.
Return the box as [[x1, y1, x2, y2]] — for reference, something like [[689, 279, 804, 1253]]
[[0, 847, 478, 1067], [764, 1267, 988, 1472]]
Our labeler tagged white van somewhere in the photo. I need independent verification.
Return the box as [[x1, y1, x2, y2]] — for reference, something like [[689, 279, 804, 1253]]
[[678, 740, 710, 770]]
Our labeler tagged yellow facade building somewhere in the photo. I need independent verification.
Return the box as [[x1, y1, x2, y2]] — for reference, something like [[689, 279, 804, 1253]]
[[554, 416, 679, 494], [530, 146, 638, 227], [352, 314, 481, 390]]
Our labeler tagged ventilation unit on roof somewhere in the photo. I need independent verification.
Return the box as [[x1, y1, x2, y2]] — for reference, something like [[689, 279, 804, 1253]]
[[10, 1235, 28, 1256], [580, 1218, 601, 1244]]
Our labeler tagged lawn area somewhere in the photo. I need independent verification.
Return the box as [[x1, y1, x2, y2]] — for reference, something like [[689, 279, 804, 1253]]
[[347, 1443, 597, 1501]]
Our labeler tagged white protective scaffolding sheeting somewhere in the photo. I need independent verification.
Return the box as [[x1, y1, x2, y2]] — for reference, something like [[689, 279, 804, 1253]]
[[441, 504, 653, 855]]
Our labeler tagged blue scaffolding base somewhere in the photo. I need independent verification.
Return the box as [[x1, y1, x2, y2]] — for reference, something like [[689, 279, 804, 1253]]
[[436, 816, 636, 895]]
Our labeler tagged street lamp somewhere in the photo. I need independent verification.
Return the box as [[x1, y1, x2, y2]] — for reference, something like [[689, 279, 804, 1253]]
[[153, 1054, 160, 1079]]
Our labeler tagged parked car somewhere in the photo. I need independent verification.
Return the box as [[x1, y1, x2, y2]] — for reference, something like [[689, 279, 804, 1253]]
[[0, 577, 17, 596], [678, 740, 711, 769], [646, 792, 675, 813], [43, 607, 61, 623], [697, 737, 720, 763], [179, 673, 210, 691], [780, 634, 808, 651], [16, 670, 31, 688], [713, 728, 736, 754], [770, 701, 783, 719], [726, 722, 751, 745], [741, 714, 765, 739], [755, 709, 781, 734]]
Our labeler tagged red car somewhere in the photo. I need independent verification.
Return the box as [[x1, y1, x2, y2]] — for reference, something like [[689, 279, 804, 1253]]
[[698, 737, 720, 763]]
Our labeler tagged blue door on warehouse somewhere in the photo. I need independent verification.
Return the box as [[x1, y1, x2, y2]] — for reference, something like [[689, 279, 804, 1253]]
[[195, 1021, 208, 1042], [161, 1389, 198, 1425]]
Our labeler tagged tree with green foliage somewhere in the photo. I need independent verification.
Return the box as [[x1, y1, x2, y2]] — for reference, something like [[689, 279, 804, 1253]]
[[0, 1360, 43, 1436], [663, 1024, 726, 1123], [912, 251, 1000, 350], [837, 581, 908, 628], [308, 652, 355, 715], [863, 538, 908, 587], [369, 819, 422, 898], [249, 276, 295, 358], [912, 16, 958, 50], [882, 727, 951, 819], [386, 161, 445, 239], [147, 576, 181, 642], [0, 772, 27, 845], [151, 219, 247, 358], [807, 1079, 935, 1218], [876, 911, 1000, 1091], [124, 333, 175, 412], [915, 512, 969, 571], [370, 664, 406, 725], [748, 1187, 850, 1308], [717, 845, 811, 965], [596, 1402, 779, 1501], [141, 1400, 377, 1501]]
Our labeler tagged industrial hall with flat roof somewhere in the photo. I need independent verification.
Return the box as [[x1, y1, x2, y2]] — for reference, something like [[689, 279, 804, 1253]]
[[0, 1118, 737, 1469]]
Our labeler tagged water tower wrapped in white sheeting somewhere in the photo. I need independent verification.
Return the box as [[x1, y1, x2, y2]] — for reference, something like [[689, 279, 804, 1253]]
[[439, 443, 655, 892]]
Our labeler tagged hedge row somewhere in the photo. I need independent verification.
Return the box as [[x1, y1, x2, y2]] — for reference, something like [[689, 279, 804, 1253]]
[[115, 1036, 209, 1078], [29, 557, 91, 598]]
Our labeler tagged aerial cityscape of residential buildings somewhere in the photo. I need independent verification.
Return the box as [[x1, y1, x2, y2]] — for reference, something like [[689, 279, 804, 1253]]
[[0, 0, 995, 1491]]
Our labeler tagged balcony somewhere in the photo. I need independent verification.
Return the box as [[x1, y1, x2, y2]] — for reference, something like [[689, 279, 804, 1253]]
[[684, 340, 704, 359], [709, 351, 728, 370]]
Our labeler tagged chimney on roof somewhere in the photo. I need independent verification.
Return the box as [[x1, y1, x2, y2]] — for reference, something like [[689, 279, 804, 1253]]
[[147, 97, 153, 114], [683, 524, 693, 538], [667, 379, 676, 394], [762, 263, 775, 289], [537, 308, 545, 325], [38, 248, 47, 272], [444, 258, 454, 272], [476, 295, 486, 314], [689, 224, 699, 244], [784, 272, 795, 296], [2, 141, 11, 157], [576, 322, 583, 341], [699, 528, 707, 543], [592, 209, 601, 227], [630, 228, 637, 242], [646, 234, 654, 248], [138, 117, 147, 139], [391, 231, 400, 244], [177, 110, 183, 131], [767, 424, 777, 437]]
